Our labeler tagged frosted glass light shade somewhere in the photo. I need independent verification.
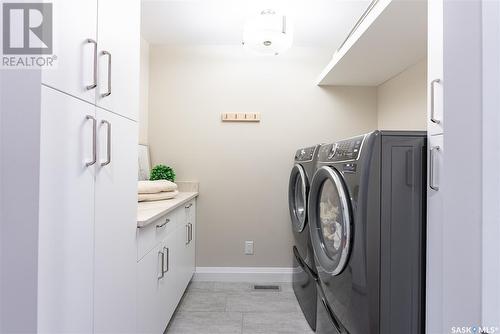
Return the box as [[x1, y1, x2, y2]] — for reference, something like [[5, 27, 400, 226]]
[[242, 9, 293, 56]]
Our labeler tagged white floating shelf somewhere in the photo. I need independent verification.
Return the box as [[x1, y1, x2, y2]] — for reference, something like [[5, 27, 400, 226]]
[[317, 0, 427, 86]]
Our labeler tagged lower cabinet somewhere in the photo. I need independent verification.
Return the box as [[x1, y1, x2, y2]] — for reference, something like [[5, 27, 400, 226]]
[[137, 199, 196, 334], [38, 85, 138, 333]]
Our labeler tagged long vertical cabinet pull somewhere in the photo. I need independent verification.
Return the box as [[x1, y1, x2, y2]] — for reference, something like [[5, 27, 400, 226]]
[[188, 223, 193, 243], [86, 39, 98, 90], [430, 78, 441, 124], [100, 120, 111, 166], [429, 146, 440, 191], [101, 51, 112, 97], [86, 115, 97, 166], [158, 250, 165, 279], [163, 247, 169, 274], [186, 225, 190, 245]]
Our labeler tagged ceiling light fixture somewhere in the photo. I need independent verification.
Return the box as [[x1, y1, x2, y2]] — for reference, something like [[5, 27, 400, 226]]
[[242, 9, 293, 56]]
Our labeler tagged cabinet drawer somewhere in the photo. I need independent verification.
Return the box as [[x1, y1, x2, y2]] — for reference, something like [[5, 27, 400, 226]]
[[137, 211, 178, 261]]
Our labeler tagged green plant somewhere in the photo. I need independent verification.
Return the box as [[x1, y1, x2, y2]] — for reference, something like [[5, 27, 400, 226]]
[[150, 164, 176, 182]]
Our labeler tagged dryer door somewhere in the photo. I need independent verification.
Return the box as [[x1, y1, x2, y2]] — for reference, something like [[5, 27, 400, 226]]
[[288, 164, 308, 232], [309, 166, 352, 276]]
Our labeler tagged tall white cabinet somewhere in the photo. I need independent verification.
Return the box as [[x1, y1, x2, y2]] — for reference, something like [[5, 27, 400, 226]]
[[37, 0, 140, 332], [38, 87, 96, 333], [426, 1, 483, 333]]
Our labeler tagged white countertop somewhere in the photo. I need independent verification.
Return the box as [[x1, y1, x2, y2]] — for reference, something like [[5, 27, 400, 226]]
[[137, 192, 198, 228]]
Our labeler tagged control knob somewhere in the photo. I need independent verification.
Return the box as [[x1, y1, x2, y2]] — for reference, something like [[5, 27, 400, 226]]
[[328, 144, 338, 159]]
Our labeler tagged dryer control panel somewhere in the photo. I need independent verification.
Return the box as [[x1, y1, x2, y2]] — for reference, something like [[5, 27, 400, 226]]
[[294, 146, 317, 162], [320, 135, 365, 162]]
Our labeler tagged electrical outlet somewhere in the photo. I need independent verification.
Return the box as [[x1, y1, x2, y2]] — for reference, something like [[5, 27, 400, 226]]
[[244, 241, 254, 255]]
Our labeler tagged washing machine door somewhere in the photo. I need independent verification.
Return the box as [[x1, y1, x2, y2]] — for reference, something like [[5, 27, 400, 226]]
[[288, 164, 309, 232], [309, 166, 352, 276]]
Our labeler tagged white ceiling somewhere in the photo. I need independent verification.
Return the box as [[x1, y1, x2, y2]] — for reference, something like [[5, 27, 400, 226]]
[[141, 0, 371, 52]]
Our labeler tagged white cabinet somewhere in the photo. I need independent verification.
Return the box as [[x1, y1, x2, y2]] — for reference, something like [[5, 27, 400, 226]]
[[38, 85, 139, 333], [94, 108, 138, 333], [42, 0, 98, 104], [96, 0, 140, 121], [426, 1, 483, 332], [137, 243, 169, 334], [42, 0, 140, 121], [425, 134, 443, 334], [182, 201, 196, 286], [136, 199, 197, 334], [38, 86, 95, 334], [427, 0, 444, 135]]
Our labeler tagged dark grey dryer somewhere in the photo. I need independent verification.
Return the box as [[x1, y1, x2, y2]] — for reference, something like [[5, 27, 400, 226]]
[[308, 131, 426, 334]]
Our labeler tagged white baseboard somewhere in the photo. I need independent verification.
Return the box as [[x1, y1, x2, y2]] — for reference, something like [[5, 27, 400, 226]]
[[193, 267, 294, 283]]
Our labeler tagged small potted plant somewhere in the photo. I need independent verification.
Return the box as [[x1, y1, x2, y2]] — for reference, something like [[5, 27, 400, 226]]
[[150, 164, 176, 182]]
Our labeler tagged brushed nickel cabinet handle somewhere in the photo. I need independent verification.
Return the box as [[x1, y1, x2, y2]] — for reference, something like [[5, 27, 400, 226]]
[[85, 115, 97, 167], [188, 223, 193, 243], [100, 120, 111, 166], [430, 78, 441, 124], [101, 51, 112, 97], [163, 247, 169, 274], [158, 250, 165, 279], [186, 225, 190, 245], [86, 39, 97, 90], [156, 218, 170, 229], [429, 146, 440, 191]]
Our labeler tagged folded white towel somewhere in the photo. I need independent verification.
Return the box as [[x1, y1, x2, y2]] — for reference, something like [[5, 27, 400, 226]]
[[138, 190, 179, 202], [138, 180, 178, 194]]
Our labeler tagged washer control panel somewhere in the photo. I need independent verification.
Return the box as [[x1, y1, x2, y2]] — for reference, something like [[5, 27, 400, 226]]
[[294, 146, 317, 162], [320, 135, 365, 162]]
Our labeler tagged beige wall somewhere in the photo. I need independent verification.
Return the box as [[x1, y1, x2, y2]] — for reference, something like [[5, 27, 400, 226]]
[[148, 46, 378, 267], [377, 59, 427, 130], [139, 37, 150, 144]]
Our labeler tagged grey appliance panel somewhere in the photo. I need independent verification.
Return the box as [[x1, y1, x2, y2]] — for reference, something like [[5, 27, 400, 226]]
[[379, 134, 426, 334]]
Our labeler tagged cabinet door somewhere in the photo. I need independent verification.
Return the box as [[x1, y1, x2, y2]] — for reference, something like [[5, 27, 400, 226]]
[[94, 108, 138, 333], [175, 201, 196, 295], [96, 0, 140, 120], [186, 201, 196, 280], [42, 0, 97, 104], [426, 134, 444, 334], [159, 232, 181, 328], [427, 0, 444, 135], [137, 244, 167, 334], [38, 86, 95, 333]]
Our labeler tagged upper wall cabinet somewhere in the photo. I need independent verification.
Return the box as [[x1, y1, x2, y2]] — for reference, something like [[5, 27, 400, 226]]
[[41, 0, 98, 104], [42, 0, 140, 121], [427, 0, 443, 135], [317, 0, 427, 86], [96, 0, 140, 121]]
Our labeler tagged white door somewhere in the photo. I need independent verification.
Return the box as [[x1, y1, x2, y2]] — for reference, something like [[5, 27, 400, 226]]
[[186, 201, 196, 281], [176, 205, 192, 292], [42, 0, 98, 104], [38, 85, 95, 333], [426, 134, 444, 334], [137, 244, 167, 334], [427, 0, 444, 135], [94, 108, 138, 333], [96, 0, 140, 121], [159, 233, 180, 327]]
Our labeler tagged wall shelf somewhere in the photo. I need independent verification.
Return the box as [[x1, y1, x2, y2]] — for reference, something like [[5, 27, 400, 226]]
[[317, 0, 427, 87]]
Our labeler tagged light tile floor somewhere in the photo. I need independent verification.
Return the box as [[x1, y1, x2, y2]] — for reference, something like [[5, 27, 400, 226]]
[[165, 282, 315, 334]]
